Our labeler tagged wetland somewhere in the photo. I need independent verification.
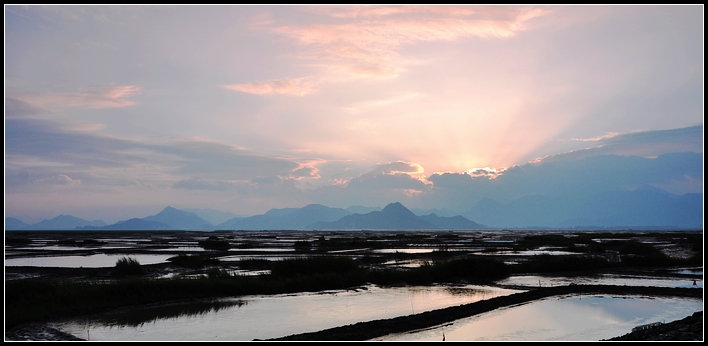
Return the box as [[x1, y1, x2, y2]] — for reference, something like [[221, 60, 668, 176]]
[[4, 228, 703, 341]]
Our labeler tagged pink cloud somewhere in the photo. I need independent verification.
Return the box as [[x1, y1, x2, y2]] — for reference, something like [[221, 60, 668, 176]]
[[308, 5, 479, 19], [13, 85, 141, 110], [222, 78, 316, 96], [287, 159, 328, 180], [272, 6, 550, 79]]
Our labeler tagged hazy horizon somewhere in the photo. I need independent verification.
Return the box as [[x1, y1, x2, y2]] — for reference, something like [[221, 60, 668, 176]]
[[5, 5, 703, 224]]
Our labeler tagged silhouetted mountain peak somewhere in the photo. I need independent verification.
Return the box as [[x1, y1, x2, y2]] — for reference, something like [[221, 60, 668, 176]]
[[301, 204, 328, 211], [144, 206, 212, 229], [381, 202, 414, 216], [156, 206, 181, 215], [635, 185, 670, 195]]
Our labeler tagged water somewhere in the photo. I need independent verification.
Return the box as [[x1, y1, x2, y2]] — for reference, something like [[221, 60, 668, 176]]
[[496, 274, 703, 289], [4, 253, 174, 268], [7, 230, 702, 341], [51, 284, 521, 341], [373, 295, 703, 341]]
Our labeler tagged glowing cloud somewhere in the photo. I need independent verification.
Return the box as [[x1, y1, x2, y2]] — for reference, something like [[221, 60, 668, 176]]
[[271, 6, 550, 79], [222, 78, 316, 96], [569, 132, 622, 142], [309, 5, 479, 19], [465, 167, 507, 179], [366, 161, 425, 176], [288, 159, 328, 180]]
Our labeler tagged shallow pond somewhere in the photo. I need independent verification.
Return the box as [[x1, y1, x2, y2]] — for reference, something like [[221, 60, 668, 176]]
[[51, 284, 521, 341], [4, 253, 174, 268], [495, 274, 703, 289], [373, 295, 703, 341]]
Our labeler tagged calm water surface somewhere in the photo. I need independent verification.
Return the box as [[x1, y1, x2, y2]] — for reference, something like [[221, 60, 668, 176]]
[[496, 274, 703, 289], [373, 295, 703, 341], [52, 284, 521, 341], [4, 254, 174, 268]]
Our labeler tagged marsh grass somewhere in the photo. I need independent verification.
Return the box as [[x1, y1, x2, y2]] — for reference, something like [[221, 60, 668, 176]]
[[114, 256, 144, 276], [198, 236, 231, 250], [168, 254, 219, 268]]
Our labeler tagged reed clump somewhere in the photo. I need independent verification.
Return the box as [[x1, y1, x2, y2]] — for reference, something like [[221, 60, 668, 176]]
[[114, 256, 145, 276]]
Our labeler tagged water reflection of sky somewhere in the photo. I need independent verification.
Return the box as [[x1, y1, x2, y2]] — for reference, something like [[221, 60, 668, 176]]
[[481, 250, 580, 256], [373, 295, 703, 341], [495, 274, 703, 289], [4, 254, 174, 267], [8, 245, 132, 251], [52, 284, 521, 341], [371, 248, 435, 254]]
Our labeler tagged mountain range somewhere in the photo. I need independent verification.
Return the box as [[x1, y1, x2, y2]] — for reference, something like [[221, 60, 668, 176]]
[[4, 185, 703, 231]]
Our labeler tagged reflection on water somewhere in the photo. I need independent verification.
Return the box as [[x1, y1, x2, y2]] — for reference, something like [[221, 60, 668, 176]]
[[52, 284, 521, 341], [91, 300, 247, 327], [373, 295, 703, 341], [496, 274, 703, 289], [372, 248, 435, 254], [4, 254, 174, 268]]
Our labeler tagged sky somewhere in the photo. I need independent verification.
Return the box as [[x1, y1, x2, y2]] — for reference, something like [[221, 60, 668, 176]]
[[4, 5, 704, 224]]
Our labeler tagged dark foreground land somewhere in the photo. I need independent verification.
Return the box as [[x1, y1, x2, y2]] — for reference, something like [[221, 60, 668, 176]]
[[4, 229, 704, 341]]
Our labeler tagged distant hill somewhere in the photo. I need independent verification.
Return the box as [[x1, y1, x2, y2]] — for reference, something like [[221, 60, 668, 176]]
[[183, 208, 242, 225], [7, 215, 107, 230], [5, 217, 29, 230], [411, 208, 459, 217], [217, 204, 350, 230], [82, 218, 172, 230], [346, 205, 382, 214], [143, 206, 213, 230], [10, 184, 700, 231], [419, 214, 486, 229], [311, 202, 438, 230], [557, 188, 703, 229], [463, 186, 703, 229]]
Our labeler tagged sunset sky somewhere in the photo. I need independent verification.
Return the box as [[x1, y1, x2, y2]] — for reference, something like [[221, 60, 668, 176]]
[[5, 5, 704, 224]]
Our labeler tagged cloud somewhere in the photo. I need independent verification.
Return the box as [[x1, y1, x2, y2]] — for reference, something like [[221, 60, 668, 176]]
[[271, 6, 549, 80], [465, 167, 506, 179], [10, 85, 141, 110], [343, 93, 422, 113], [288, 159, 328, 181], [308, 5, 479, 19], [38, 174, 81, 186], [541, 125, 703, 163], [5, 97, 49, 117], [5, 118, 305, 192], [364, 161, 425, 176], [164, 138, 300, 180], [306, 160, 431, 208], [569, 132, 622, 142], [172, 178, 238, 191], [222, 78, 316, 96], [425, 149, 703, 210]]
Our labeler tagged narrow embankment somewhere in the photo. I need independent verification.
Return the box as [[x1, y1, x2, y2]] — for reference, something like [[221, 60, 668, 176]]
[[265, 285, 702, 341]]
